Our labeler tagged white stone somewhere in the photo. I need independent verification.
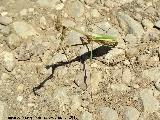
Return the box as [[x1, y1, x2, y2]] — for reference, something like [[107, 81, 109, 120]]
[[140, 89, 159, 113], [91, 70, 103, 93], [1, 12, 8, 16], [105, 48, 125, 64], [2, 52, 15, 71], [28, 8, 34, 12], [124, 106, 140, 120], [155, 79, 160, 91], [55, 3, 64, 10], [91, 63, 97, 68], [155, 20, 160, 28], [122, 68, 132, 84], [84, 0, 96, 5], [99, 107, 119, 120], [142, 67, 160, 82], [142, 19, 154, 28], [81, 111, 92, 120], [53, 87, 70, 111], [13, 21, 37, 39], [20, 9, 27, 16], [0, 101, 7, 120], [67, 0, 84, 18], [110, 83, 131, 92], [17, 96, 23, 102], [7, 33, 21, 49], [70, 95, 82, 111], [0, 16, 12, 25], [37, 0, 60, 8], [91, 9, 100, 18], [117, 12, 144, 39], [40, 16, 47, 28]]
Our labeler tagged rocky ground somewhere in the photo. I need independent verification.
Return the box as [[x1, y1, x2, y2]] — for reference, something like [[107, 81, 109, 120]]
[[0, 0, 160, 120]]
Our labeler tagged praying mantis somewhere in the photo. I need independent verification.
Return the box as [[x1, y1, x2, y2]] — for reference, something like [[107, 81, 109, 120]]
[[33, 24, 118, 96], [66, 26, 118, 60]]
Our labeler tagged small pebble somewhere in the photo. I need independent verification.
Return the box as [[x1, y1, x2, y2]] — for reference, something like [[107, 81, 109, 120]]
[[142, 19, 154, 28], [105, 48, 125, 64], [91, 9, 100, 18], [17, 84, 24, 93], [28, 8, 34, 12], [91, 63, 98, 68], [110, 83, 131, 92], [124, 106, 140, 120], [7, 33, 21, 49], [125, 34, 137, 45], [91, 70, 103, 93], [80, 111, 92, 120], [74, 71, 87, 90], [17, 96, 23, 102], [0, 16, 12, 25], [67, 0, 84, 18], [1, 73, 10, 81], [1, 12, 8, 16], [155, 79, 160, 91], [99, 107, 119, 120], [2, 51, 15, 72], [155, 20, 160, 28], [40, 16, 47, 29], [70, 95, 82, 111], [117, 12, 144, 39], [140, 89, 159, 113], [20, 9, 27, 16], [122, 68, 132, 84], [55, 3, 64, 11], [0, 25, 10, 36], [0, 101, 8, 120], [13, 21, 37, 39], [84, 0, 96, 5]]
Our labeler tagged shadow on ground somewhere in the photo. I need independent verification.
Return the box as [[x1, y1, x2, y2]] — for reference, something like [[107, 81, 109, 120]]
[[33, 45, 113, 96]]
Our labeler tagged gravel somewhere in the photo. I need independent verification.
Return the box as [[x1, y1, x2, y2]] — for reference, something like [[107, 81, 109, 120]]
[[0, 0, 160, 119]]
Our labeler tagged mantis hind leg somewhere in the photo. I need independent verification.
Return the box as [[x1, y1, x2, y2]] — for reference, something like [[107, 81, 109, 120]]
[[90, 41, 93, 62]]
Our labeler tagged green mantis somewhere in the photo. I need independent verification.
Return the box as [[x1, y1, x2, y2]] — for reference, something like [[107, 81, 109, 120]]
[[67, 26, 118, 60]]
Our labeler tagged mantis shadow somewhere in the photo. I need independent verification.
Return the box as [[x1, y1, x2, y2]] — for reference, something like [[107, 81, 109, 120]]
[[33, 45, 113, 96]]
